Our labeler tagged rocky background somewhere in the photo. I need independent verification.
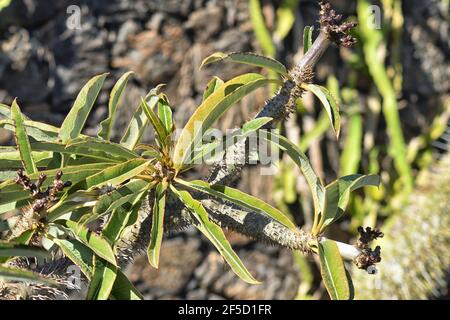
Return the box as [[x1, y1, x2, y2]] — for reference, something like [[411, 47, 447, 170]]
[[0, 0, 448, 299]]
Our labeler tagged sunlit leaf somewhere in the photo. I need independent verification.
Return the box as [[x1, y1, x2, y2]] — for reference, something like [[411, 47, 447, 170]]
[[110, 269, 143, 300], [59, 73, 108, 143], [120, 85, 164, 150], [141, 96, 168, 147], [173, 73, 277, 170], [202, 76, 224, 102], [59, 220, 117, 266], [10, 100, 37, 174], [318, 239, 352, 300], [201, 52, 288, 76], [98, 71, 134, 141], [157, 95, 173, 135], [319, 174, 380, 232], [171, 186, 259, 284], [303, 84, 340, 138], [176, 179, 297, 231], [63, 159, 149, 197], [86, 256, 117, 300], [147, 179, 168, 268]]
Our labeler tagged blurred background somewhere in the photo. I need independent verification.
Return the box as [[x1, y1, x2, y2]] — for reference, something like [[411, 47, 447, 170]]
[[0, 0, 448, 299]]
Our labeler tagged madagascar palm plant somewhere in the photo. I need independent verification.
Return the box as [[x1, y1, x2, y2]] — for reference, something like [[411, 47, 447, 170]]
[[0, 1, 381, 300]]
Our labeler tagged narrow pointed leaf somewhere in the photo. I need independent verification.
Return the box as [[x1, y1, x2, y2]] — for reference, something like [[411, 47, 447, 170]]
[[318, 239, 351, 300], [50, 237, 94, 279], [141, 97, 168, 147], [102, 194, 145, 245], [147, 179, 168, 268], [171, 186, 259, 284], [0, 118, 60, 142], [319, 174, 380, 231], [120, 86, 164, 150], [64, 159, 149, 197], [98, 71, 134, 140], [59, 73, 108, 143], [303, 84, 340, 138], [66, 137, 139, 161], [202, 76, 224, 101], [86, 256, 117, 300], [60, 220, 117, 266], [157, 96, 173, 135], [201, 52, 287, 76], [110, 269, 143, 300], [177, 179, 297, 231], [173, 73, 277, 169], [31, 141, 123, 163], [93, 179, 151, 216], [10, 100, 37, 174]]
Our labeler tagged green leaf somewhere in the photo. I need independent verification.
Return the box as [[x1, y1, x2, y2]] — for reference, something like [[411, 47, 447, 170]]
[[319, 174, 380, 232], [59, 73, 108, 143], [0, 118, 60, 142], [64, 159, 149, 197], [157, 96, 173, 135], [48, 237, 94, 279], [303, 84, 340, 138], [60, 220, 117, 266], [66, 137, 139, 162], [30, 141, 122, 163], [10, 100, 37, 174], [177, 179, 297, 231], [200, 52, 288, 76], [147, 179, 168, 268], [110, 269, 143, 300], [0, 242, 49, 260], [173, 73, 277, 169], [93, 179, 151, 217], [318, 239, 352, 300], [262, 130, 325, 216], [0, 265, 57, 285], [0, 149, 52, 169], [102, 194, 144, 245], [274, 0, 299, 41], [303, 26, 314, 54], [249, 0, 275, 57], [141, 96, 168, 147], [98, 71, 134, 141], [120, 86, 164, 150], [202, 76, 224, 102], [86, 256, 117, 300], [171, 186, 259, 284]]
